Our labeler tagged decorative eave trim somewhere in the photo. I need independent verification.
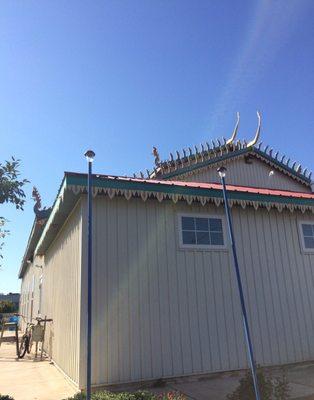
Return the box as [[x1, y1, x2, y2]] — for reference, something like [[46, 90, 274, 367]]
[[67, 182, 314, 214], [32, 173, 314, 257], [66, 174, 314, 210]]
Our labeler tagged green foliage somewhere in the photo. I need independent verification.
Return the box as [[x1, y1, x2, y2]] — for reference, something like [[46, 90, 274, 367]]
[[0, 300, 17, 314], [0, 157, 28, 266], [64, 390, 186, 400], [0, 394, 15, 400], [226, 368, 290, 400], [0, 158, 28, 209]]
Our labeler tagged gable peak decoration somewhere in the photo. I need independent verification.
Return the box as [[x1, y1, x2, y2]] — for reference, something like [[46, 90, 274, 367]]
[[138, 112, 311, 186]]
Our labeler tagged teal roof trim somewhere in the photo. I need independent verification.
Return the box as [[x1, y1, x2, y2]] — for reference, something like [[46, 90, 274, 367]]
[[253, 148, 311, 183], [66, 174, 314, 207]]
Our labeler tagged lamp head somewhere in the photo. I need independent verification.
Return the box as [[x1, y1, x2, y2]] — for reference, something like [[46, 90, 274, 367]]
[[217, 166, 227, 178], [84, 150, 95, 163]]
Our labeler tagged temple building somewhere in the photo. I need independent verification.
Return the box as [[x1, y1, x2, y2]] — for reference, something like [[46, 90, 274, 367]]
[[19, 114, 314, 390]]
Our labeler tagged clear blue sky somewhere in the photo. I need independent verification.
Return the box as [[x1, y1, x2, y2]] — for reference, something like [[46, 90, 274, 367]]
[[1, 0, 314, 293]]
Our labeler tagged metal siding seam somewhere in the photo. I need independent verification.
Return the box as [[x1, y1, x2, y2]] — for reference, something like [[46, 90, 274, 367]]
[[200, 251, 213, 371], [167, 204, 184, 375], [253, 211, 276, 365], [227, 211, 242, 368], [266, 211, 289, 362], [154, 203, 164, 377], [285, 214, 311, 356], [128, 200, 141, 381], [148, 202, 162, 377], [176, 229, 193, 373], [244, 211, 265, 363], [145, 202, 154, 379], [236, 210, 252, 368], [184, 250, 196, 372], [163, 203, 174, 376], [275, 212, 302, 361], [294, 216, 314, 355], [281, 213, 307, 360], [194, 248, 209, 372], [260, 212, 282, 364], [211, 249, 224, 370]]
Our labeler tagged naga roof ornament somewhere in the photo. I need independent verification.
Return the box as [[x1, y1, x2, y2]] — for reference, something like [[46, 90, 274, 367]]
[[32, 186, 42, 213], [226, 112, 240, 145], [246, 111, 261, 147], [32, 186, 51, 221], [152, 146, 160, 166]]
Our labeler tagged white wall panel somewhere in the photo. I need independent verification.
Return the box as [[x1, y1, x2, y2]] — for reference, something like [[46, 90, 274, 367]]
[[41, 200, 82, 385], [82, 195, 314, 386], [177, 157, 310, 192]]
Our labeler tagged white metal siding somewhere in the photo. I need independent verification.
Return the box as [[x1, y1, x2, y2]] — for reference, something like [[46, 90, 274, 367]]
[[83, 195, 314, 386], [177, 157, 310, 192], [41, 200, 82, 385], [19, 255, 43, 329]]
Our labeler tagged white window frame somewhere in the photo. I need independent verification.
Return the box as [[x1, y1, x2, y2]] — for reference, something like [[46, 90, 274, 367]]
[[178, 213, 228, 251], [298, 220, 314, 254]]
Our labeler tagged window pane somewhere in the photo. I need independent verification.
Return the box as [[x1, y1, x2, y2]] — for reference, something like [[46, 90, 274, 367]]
[[302, 224, 313, 237], [196, 231, 210, 245], [210, 232, 224, 246], [182, 217, 195, 230], [209, 218, 223, 232], [304, 236, 314, 249], [182, 231, 196, 245], [195, 218, 208, 231]]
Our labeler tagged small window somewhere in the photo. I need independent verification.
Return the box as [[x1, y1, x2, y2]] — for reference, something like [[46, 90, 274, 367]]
[[299, 222, 314, 252], [179, 214, 226, 249]]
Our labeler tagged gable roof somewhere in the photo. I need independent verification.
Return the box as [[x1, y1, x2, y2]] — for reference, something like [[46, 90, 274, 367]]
[[147, 142, 312, 187], [138, 113, 312, 186]]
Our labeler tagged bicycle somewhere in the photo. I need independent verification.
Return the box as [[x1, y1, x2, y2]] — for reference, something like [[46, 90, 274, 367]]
[[15, 314, 53, 359], [18, 317, 34, 358]]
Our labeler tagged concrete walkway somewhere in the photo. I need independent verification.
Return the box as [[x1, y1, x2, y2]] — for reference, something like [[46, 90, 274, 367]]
[[0, 340, 77, 400], [1, 337, 314, 399]]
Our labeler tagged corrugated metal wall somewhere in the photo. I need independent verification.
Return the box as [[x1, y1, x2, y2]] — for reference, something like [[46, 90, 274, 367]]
[[19, 254, 43, 330], [178, 157, 310, 192], [83, 195, 314, 386], [41, 200, 83, 385]]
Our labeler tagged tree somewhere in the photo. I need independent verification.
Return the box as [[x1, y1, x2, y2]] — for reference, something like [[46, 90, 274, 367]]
[[0, 300, 17, 314], [0, 157, 28, 265]]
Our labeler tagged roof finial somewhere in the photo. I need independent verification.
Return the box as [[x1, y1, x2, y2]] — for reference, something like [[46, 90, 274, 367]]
[[152, 146, 160, 166], [226, 112, 240, 145], [247, 111, 261, 147], [32, 186, 42, 215]]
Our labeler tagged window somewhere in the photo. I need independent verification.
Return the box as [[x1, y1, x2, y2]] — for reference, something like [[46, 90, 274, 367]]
[[299, 222, 314, 252], [179, 214, 226, 249]]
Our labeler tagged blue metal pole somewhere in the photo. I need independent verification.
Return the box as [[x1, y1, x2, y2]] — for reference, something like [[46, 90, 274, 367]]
[[220, 174, 261, 400], [87, 159, 93, 400]]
